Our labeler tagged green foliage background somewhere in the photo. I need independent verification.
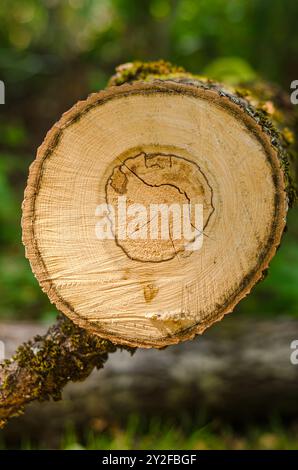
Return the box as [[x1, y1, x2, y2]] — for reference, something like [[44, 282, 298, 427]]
[[0, 0, 297, 321]]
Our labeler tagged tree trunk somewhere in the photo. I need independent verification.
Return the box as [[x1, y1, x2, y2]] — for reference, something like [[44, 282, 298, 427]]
[[22, 61, 295, 349]]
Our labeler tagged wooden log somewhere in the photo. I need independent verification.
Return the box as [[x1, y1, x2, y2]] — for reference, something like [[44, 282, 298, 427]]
[[1, 317, 298, 446], [22, 61, 296, 348]]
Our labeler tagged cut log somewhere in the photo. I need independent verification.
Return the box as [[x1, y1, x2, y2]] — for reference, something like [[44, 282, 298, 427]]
[[0, 315, 121, 429], [22, 62, 294, 348]]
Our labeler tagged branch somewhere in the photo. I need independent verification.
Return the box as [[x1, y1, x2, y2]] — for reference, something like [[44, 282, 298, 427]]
[[0, 315, 133, 428]]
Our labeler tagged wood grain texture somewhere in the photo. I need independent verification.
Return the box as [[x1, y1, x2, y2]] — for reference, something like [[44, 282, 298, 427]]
[[22, 79, 288, 348]]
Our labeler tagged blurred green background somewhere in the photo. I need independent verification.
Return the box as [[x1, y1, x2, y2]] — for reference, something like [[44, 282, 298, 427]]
[[0, 0, 297, 323]]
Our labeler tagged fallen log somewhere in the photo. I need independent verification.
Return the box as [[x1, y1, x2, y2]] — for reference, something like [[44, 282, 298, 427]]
[[1, 317, 298, 447]]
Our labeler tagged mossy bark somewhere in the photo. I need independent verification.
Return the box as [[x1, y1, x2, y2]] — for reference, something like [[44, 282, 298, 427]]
[[1, 60, 296, 428], [0, 315, 134, 428]]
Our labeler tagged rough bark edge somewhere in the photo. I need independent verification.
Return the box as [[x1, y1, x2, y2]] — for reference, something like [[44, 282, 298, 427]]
[[108, 60, 187, 87], [21, 79, 288, 348], [2, 317, 298, 430], [0, 315, 133, 429]]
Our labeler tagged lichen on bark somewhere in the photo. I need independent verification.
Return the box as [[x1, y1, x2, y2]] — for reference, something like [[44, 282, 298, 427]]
[[109, 60, 297, 207], [108, 60, 188, 86]]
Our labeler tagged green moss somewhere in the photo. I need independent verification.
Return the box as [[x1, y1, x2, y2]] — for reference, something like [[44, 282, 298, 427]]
[[7, 318, 113, 401], [0, 315, 135, 423], [108, 60, 187, 87]]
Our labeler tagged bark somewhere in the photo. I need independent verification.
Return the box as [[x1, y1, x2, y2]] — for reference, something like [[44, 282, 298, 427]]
[[110, 60, 297, 205], [0, 315, 132, 428], [22, 63, 294, 348]]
